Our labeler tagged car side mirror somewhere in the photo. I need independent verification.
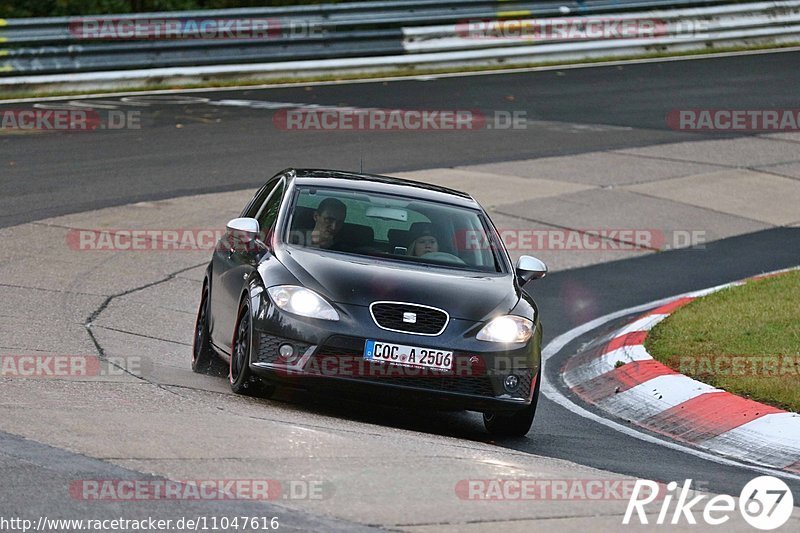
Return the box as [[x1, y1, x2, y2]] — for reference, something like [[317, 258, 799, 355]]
[[516, 255, 547, 285], [226, 217, 260, 243]]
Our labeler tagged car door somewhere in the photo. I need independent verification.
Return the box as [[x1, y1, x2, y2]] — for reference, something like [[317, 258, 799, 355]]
[[209, 178, 284, 354]]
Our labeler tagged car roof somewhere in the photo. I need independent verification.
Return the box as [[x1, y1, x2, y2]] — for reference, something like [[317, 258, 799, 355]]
[[283, 168, 481, 209]]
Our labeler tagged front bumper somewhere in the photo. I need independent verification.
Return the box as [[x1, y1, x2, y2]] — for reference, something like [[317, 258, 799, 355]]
[[250, 300, 542, 413]]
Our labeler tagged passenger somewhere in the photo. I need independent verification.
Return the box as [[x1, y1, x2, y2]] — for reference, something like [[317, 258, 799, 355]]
[[408, 227, 439, 257], [311, 198, 347, 249]]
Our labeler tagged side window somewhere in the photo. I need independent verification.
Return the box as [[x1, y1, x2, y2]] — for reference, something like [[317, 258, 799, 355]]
[[242, 179, 279, 219], [256, 180, 285, 233]]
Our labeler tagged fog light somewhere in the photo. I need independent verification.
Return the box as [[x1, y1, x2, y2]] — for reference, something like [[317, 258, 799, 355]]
[[503, 374, 520, 392], [279, 343, 296, 361]]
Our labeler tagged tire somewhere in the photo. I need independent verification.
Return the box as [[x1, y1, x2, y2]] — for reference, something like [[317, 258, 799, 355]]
[[191, 284, 217, 373], [483, 369, 541, 437], [230, 297, 273, 397]]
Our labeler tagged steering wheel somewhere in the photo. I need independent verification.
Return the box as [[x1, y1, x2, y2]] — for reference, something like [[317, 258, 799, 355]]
[[420, 252, 466, 265]]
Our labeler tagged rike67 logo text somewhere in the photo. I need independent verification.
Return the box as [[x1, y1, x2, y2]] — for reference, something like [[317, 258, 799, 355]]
[[624, 477, 794, 530]]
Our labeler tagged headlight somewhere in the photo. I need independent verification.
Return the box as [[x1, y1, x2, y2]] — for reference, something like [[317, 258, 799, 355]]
[[477, 315, 533, 343], [266, 286, 339, 321]]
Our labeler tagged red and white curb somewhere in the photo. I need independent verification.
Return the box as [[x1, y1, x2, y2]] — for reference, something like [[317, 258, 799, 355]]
[[559, 270, 800, 474]]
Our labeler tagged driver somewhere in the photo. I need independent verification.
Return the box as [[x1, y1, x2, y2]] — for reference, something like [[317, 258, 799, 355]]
[[311, 198, 347, 249], [408, 226, 439, 257]]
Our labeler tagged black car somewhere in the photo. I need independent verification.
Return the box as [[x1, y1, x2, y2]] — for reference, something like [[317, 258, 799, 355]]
[[192, 168, 547, 436]]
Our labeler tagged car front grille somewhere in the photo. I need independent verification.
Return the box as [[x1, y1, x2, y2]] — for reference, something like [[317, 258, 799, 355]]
[[369, 302, 449, 335]]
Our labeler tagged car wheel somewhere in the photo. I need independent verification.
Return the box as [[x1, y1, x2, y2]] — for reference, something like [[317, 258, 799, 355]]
[[230, 298, 273, 397], [191, 284, 218, 373], [483, 369, 541, 437]]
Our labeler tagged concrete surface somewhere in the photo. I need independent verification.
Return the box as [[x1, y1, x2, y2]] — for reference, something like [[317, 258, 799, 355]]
[[391, 168, 592, 207], [763, 162, 800, 180], [616, 138, 800, 167], [625, 170, 800, 226], [463, 152, 722, 187]]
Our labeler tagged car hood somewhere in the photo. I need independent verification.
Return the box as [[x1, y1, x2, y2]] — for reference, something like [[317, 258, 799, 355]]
[[277, 246, 517, 320]]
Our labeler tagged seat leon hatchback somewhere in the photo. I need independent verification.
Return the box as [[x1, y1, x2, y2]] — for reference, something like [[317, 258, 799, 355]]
[[192, 168, 547, 436]]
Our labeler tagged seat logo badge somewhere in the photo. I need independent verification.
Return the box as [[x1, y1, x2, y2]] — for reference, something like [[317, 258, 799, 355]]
[[403, 312, 417, 324]]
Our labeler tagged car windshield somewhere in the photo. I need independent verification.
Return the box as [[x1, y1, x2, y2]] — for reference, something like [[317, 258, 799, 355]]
[[285, 185, 504, 273]]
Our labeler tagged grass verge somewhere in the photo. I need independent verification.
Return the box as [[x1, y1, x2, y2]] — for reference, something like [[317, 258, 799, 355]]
[[646, 270, 800, 412]]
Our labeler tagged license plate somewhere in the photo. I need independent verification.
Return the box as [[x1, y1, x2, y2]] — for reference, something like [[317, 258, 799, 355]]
[[364, 340, 453, 371]]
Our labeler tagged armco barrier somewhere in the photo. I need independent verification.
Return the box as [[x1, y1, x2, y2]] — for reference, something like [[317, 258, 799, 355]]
[[0, 0, 798, 88]]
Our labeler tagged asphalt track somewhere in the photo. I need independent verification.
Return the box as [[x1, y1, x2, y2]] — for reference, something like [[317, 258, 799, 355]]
[[2, 49, 800, 228], [2, 50, 800, 526]]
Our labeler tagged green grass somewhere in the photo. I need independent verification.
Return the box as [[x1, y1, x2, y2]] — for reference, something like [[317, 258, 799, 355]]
[[646, 270, 800, 412], [2, 41, 799, 101]]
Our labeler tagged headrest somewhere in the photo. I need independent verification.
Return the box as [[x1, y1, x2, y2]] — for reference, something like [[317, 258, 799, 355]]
[[338, 223, 374, 247], [388, 228, 410, 248], [291, 206, 316, 230]]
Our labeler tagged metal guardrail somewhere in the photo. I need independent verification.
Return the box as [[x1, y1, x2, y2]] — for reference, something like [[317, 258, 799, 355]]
[[0, 0, 748, 76], [405, 1, 800, 51]]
